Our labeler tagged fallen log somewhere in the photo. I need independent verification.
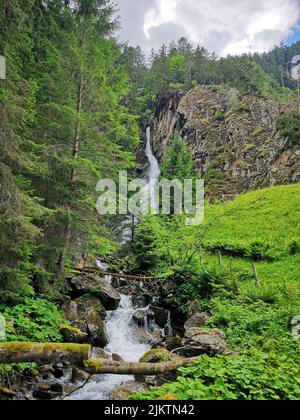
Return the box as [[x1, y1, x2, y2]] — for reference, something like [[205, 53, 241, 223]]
[[0, 342, 91, 365], [0, 342, 199, 376], [83, 357, 199, 375], [74, 267, 160, 282]]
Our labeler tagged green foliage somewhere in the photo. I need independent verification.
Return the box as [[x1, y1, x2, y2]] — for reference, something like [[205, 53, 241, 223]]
[[161, 134, 196, 181], [214, 111, 225, 121], [0, 298, 65, 343], [241, 283, 279, 304], [0, 0, 139, 296], [289, 240, 300, 255], [133, 215, 204, 272], [207, 299, 294, 349], [203, 184, 300, 260], [277, 112, 300, 145], [133, 350, 300, 400]]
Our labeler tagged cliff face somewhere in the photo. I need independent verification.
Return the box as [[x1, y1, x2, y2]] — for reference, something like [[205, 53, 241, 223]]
[[151, 86, 300, 199]]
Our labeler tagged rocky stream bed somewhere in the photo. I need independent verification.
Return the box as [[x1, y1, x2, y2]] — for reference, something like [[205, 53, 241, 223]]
[[1, 257, 229, 401]]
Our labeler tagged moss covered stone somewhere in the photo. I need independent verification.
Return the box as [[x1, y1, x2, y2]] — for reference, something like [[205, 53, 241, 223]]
[[139, 348, 178, 363], [0, 342, 91, 365]]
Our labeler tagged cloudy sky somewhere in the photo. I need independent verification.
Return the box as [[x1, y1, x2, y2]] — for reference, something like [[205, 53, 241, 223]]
[[115, 0, 300, 56]]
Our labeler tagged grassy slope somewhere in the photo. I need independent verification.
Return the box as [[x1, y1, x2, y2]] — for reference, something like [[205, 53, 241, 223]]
[[135, 183, 300, 400], [202, 183, 300, 298], [204, 183, 300, 258]]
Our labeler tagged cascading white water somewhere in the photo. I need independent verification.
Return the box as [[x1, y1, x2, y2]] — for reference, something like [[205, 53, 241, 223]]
[[70, 130, 162, 400], [68, 263, 150, 401], [121, 127, 161, 243], [145, 126, 161, 213]]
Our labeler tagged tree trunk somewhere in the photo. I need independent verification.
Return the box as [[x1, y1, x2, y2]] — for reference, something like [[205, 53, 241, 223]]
[[0, 342, 91, 365], [57, 69, 84, 276], [83, 358, 199, 375], [71, 72, 84, 183], [0, 342, 199, 376]]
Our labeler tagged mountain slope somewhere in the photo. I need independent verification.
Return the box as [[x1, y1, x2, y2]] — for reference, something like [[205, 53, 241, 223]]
[[151, 85, 300, 199]]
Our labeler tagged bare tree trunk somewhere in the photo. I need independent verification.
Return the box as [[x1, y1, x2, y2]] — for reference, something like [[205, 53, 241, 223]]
[[0, 342, 91, 365], [0, 342, 199, 376], [83, 358, 199, 375]]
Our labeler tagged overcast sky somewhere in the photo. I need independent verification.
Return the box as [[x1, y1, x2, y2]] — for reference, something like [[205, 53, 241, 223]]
[[115, 0, 300, 56]]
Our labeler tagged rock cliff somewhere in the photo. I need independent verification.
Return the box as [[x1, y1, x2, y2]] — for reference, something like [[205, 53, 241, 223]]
[[151, 86, 300, 199]]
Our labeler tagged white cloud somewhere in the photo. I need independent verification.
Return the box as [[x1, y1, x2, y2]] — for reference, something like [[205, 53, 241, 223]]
[[116, 0, 300, 56]]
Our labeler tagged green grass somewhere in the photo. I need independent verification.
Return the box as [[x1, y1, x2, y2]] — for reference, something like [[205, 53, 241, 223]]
[[202, 183, 300, 259], [133, 183, 300, 400]]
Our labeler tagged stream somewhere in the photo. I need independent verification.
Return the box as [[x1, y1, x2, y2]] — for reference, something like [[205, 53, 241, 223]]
[[69, 270, 150, 400], [69, 128, 161, 400]]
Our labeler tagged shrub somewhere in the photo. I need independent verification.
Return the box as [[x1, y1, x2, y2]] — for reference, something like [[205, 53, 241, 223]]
[[207, 299, 292, 349], [289, 240, 300, 255], [0, 298, 65, 343], [206, 240, 276, 261], [214, 111, 225, 121], [241, 283, 279, 304], [277, 112, 300, 145], [133, 350, 300, 400]]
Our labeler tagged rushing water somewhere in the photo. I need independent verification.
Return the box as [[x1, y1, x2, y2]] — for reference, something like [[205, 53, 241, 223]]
[[68, 263, 150, 401], [70, 130, 162, 400], [145, 126, 161, 213], [122, 126, 161, 243]]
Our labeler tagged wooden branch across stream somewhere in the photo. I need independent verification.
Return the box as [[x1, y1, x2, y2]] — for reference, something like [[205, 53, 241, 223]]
[[0, 343, 199, 375], [74, 267, 161, 282]]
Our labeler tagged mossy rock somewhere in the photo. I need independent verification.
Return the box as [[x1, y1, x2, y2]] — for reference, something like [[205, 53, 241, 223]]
[[139, 348, 182, 363], [59, 325, 88, 344], [109, 381, 149, 400]]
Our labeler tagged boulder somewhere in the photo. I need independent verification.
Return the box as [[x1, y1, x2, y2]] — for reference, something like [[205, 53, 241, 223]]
[[132, 308, 155, 327], [165, 335, 182, 351], [70, 275, 121, 310], [149, 305, 170, 328], [184, 312, 210, 330], [139, 348, 181, 363], [32, 383, 63, 400], [132, 294, 152, 309], [62, 295, 108, 348], [109, 381, 149, 400], [181, 328, 227, 356], [92, 347, 111, 360], [111, 276, 129, 288], [160, 278, 177, 298], [59, 325, 88, 344], [188, 300, 202, 317], [138, 349, 183, 388], [112, 353, 125, 362], [71, 367, 90, 383]]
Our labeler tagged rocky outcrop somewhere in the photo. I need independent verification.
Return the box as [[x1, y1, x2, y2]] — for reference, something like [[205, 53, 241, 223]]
[[180, 328, 227, 357], [59, 325, 88, 344], [151, 85, 300, 199], [62, 295, 108, 348], [184, 312, 210, 330], [109, 381, 149, 400], [70, 274, 121, 310], [149, 305, 170, 329], [132, 308, 155, 327]]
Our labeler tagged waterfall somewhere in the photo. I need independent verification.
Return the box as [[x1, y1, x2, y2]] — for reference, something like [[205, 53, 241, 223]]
[[121, 126, 161, 243], [164, 311, 173, 337], [145, 126, 161, 213]]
